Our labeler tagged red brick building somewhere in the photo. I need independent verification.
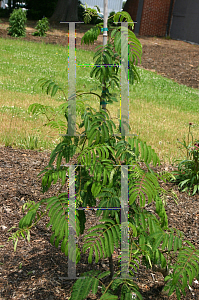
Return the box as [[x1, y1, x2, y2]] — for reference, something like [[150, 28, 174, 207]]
[[139, 0, 174, 36], [128, 0, 175, 37], [128, 0, 199, 44]]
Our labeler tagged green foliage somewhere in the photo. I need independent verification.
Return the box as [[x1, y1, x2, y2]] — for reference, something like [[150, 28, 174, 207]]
[[27, 78, 85, 134], [81, 25, 101, 45], [17, 135, 39, 150], [32, 17, 49, 37], [81, 9, 142, 108], [81, 2, 102, 25], [7, 8, 27, 37], [172, 123, 199, 195], [70, 270, 142, 300], [164, 242, 199, 299], [9, 103, 198, 299], [8, 10, 199, 300], [90, 43, 121, 91]]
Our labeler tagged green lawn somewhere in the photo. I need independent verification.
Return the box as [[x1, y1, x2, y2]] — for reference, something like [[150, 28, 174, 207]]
[[0, 37, 198, 163]]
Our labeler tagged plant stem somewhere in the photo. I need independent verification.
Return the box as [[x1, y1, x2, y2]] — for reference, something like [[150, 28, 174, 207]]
[[108, 254, 114, 279], [76, 91, 102, 101]]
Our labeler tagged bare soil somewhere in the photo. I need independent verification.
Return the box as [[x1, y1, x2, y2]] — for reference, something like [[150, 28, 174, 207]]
[[0, 20, 199, 300]]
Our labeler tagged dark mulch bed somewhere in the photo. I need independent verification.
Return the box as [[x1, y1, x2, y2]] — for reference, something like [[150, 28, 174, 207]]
[[1, 146, 199, 300], [0, 21, 199, 300]]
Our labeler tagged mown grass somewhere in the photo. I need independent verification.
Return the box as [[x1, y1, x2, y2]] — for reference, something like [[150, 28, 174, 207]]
[[0, 37, 198, 163]]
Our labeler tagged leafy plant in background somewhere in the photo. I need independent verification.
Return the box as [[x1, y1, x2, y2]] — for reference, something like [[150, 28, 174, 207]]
[[80, 3, 102, 25], [18, 135, 39, 150], [7, 8, 27, 37], [172, 122, 199, 195], [8, 10, 199, 300], [32, 17, 49, 37], [3, 135, 38, 150]]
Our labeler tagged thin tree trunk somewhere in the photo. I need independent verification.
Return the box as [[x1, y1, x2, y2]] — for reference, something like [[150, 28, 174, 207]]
[[50, 0, 78, 22], [101, 0, 108, 110]]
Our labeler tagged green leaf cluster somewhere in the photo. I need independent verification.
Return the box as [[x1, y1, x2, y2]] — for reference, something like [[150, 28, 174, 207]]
[[32, 17, 49, 37], [81, 11, 142, 90], [7, 8, 27, 37], [165, 243, 199, 299], [70, 270, 142, 300]]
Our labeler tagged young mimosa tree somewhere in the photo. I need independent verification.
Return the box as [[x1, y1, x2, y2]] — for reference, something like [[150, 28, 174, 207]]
[[9, 10, 199, 300]]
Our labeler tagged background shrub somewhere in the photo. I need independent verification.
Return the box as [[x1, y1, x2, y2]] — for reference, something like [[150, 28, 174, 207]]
[[8, 8, 27, 37], [32, 17, 49, 37]]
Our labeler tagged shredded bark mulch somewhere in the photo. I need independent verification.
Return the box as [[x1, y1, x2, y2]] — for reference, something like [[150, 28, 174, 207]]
[[1, 146, 199, 300]]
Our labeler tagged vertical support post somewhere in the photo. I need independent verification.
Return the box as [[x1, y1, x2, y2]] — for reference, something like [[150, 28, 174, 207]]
[[103, 0, 108, 46], [101, 0, 109, 110], [121, 22, 129, 137], [68, 22, 76, 136], [68, 165, 76, 279], [120, 165, 129, 278]]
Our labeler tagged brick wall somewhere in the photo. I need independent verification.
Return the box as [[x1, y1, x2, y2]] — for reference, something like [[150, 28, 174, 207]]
[[139, 0, 173, 36], [123, 0, 140, 23]]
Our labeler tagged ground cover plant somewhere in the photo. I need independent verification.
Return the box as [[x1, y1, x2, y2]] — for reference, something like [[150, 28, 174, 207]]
[[7, 10, 199, 300], [171, 123, 199, 195]]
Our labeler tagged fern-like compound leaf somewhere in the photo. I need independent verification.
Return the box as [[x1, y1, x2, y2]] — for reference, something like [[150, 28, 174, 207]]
[[83, 219, 120, 262], [100, 294, 118, 300], [164, 244, 199, 299], [18, 202, 40, 228], [81, 26, 101, 45], [71, 275, 94, 300]]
